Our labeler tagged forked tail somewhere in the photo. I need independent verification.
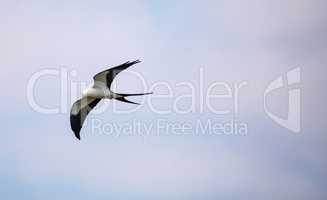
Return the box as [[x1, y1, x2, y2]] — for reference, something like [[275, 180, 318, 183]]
[[117, 92, 153, 97], [115, 92, 153, 104]]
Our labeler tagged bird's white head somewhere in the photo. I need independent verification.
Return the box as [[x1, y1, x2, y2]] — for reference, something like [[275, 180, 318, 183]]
[[82, 88, 89, 97]]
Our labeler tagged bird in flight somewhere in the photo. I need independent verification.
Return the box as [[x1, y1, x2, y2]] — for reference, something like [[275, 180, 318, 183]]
[[70, 60, 152, 140]]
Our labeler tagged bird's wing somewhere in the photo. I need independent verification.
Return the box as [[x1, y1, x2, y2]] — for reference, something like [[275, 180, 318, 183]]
[[93, 60, 141, 89], [70, 96, 102, 140]]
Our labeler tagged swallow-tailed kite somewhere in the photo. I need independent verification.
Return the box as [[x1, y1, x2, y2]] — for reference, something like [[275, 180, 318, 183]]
[[70, 60, 152, 140]]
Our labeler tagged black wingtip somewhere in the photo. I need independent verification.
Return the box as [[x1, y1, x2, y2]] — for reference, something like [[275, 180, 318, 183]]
[[74, 132, 81, 140], [131, 59, 141, 64], [123, 60, 141, 66]]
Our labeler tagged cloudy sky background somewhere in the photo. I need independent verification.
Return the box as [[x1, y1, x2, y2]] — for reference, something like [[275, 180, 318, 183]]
[[1, 0, 327, 199]]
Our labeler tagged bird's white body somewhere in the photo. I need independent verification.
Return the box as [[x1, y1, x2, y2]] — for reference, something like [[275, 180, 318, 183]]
[[82, 86, 120, 99]]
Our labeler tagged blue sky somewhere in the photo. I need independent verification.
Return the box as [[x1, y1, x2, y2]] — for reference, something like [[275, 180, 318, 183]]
[[1, 0, 327, 199]]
